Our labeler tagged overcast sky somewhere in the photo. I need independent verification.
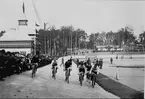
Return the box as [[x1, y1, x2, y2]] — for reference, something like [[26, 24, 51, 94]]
[[0, 0, 145, 36]]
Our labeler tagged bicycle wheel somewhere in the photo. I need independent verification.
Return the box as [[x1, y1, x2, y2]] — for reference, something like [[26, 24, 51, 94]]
[[52, 69, 56, 80], [67, 76, 69, 83], [67, 71, 69, 83], [32, 72, 33, 78], [32, 68, 35, 78], [92, 74, 95, 88], [79, 74, 83, 86], [54, 69, 56, 80], [65, 70, 69, 83], [65, 71, 67, 81]]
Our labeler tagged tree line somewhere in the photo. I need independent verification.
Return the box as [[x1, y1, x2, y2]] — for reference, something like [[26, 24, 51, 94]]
[[1, 25, 144, 56], [37, 25, 87, 56], [36, 25, 145, 56]]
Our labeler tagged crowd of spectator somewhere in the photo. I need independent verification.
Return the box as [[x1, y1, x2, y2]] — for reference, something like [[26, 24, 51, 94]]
[[0, 50, 53, 80]]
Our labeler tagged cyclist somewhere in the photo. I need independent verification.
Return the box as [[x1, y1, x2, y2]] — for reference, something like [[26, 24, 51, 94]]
[[90, 63, 100, 77], [64, 59, 72, 76], [85, 58, 92, 82], [93, 58, 96, 66], [64, 59, 72, 82], [110, 57, 113, 64], [86, 58, 91, 65], [52, 58, 58, 76], [95, 58, 99, 67], [89, 63, 100, 87], [76, 58, 79, 68], [78, 61, 86, 81], [99, 58, 103, 69], [60, 57, 64, 68], [31, 54, 39, 77]]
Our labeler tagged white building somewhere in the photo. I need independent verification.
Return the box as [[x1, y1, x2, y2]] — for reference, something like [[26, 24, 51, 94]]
[[0, 1, 36, 55]]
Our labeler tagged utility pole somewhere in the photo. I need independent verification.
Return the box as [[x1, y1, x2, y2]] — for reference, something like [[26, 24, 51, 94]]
[[79, 37, 80, 50], [50, 31, 52, 56], [45, 36, 47, 54], [46, 36, 48, 54], [44, 36, 46, 54], [44, 23, 46, 30], [35, 29, 39, 55], [63, 31, 65, 56], [54, 39, 56, 56], [71, 31, 72, 55], [75, 33, 77, 53], [143, 37, 144, 52]]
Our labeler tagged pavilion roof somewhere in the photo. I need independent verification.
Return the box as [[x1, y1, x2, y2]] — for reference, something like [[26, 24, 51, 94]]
[[0, 27, 33, 41]]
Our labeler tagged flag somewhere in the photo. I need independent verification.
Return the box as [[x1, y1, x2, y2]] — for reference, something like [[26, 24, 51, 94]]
[[22, 2, 25, 13]]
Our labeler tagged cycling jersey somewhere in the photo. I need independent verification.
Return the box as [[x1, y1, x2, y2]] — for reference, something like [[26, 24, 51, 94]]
[[32, 63, 38, 69], [32, 55, 39, 63], [52, 62, 57, 66], [78, 61, 85, 74], [79, 66, 85, 73], [52, 60, 58, 69], [79, 61, 84, 66], [65, 60, 72, 69], [86, 58, 91, 64], [91, 66, 99, 75], [86, 65, 92, 71]]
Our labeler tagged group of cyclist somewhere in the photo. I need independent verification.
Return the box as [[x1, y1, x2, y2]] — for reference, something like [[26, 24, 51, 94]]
[[77, 58, 102, 82], [51, 57, 73, 81], [51, 56, 103, 86]]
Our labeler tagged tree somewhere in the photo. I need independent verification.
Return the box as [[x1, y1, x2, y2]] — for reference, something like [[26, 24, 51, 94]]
[[114, 26, 136, 48], [97, 31, 106, 45], [94, 32, 100, 46], [38, 25, 89, 55], [75, 28, 87, 49], [139, 31, 145, 45], [106, 31, 115, 45], [88, 33, 95, 49], [124, 26, 136, 45], [0, 30, 6, 37]]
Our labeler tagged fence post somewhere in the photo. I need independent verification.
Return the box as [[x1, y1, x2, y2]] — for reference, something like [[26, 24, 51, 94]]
[[115, 66, 119, 80]]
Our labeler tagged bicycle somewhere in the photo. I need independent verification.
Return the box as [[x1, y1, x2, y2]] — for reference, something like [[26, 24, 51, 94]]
[[79, 72, 84, 86], [65, 68, 70, 84], [31, 63, 38, 78], [91, 72, 96, 88], [86, 72, 91, 83], [52, 67, 57, 80]]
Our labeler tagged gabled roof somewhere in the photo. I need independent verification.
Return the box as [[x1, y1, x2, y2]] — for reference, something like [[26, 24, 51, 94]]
[[0, 27, 32, 41]]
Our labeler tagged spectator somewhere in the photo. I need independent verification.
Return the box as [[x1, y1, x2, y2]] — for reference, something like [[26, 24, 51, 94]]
[[95, 58, 99, 67], [60, 57, 64, 67], [116, 55, 118, 59], [0, 50, 53, 80], [99, 58, 103, 69], [76, 58, 79, 68], [110, 57, 113, 64]]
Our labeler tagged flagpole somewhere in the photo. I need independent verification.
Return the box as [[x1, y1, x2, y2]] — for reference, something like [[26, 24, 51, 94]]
[[22, 1, 27, 20]]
